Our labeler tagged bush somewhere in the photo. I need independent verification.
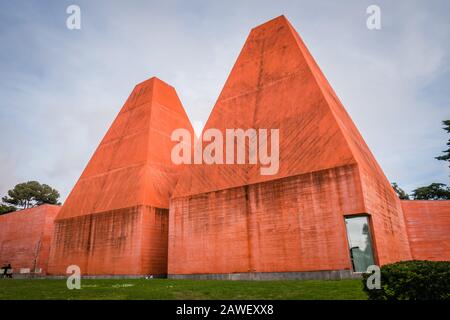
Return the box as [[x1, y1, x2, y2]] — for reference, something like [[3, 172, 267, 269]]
[[362, 260, 450, 300]]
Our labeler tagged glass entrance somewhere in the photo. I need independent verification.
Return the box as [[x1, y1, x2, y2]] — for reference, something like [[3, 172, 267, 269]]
[[344, 216, 375, 272]]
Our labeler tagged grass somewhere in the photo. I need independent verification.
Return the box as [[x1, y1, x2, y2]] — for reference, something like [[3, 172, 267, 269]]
[[0, 278, 366, 300]]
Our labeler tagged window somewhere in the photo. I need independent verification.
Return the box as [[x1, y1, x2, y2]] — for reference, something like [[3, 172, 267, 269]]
[[344, 215, 375, 272]]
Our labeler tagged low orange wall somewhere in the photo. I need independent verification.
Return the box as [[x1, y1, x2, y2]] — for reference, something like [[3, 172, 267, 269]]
[[0, 204, 60, 274], [47, 205, 168, 276], [169, 165, 365, 276], [402, 200, 450, 261]]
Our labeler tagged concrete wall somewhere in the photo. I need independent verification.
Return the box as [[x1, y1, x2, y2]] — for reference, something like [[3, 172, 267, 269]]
[[402, 200, 450, 261], [169, 165, 364, 276], [48, 205, 168, 276], [356, 165, 412, 265], [292, 16, 413, 266], [0, 204, 60, 274], [47, 77, 193, 276], [168, 270, 361, 281], [167, 15, 413, 278]]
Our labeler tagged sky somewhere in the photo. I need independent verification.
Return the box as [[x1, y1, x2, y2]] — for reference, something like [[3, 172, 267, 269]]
[[0, 0, 449, 201]]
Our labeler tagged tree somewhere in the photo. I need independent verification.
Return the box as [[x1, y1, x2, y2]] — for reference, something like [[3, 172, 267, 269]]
[[411, 183, 450, 200], [391, 182, 409, 200], [1, 181, 60, 210], [0, 204, 16, 215], [435, 120, 450, 173]]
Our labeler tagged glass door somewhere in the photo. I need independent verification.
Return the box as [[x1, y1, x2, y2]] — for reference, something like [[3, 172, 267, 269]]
[[344, 216, 375, 272]]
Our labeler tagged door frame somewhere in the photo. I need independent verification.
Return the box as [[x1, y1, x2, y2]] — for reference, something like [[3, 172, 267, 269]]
[[343, 213, 379, 272]]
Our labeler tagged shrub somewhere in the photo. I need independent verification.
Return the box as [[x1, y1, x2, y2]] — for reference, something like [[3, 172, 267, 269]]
[[362, 260, 450, 300]]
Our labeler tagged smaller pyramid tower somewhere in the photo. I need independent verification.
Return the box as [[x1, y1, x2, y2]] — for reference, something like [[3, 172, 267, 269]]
[[48, 77, 194, 275]]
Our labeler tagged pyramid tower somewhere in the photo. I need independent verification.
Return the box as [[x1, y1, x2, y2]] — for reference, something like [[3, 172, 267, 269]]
[[48, 77, 194, 275], [168, 16, 411, 278]]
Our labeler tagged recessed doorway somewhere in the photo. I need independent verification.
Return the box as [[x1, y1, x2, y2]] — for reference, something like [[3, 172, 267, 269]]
[[344, 215, 375, 272]]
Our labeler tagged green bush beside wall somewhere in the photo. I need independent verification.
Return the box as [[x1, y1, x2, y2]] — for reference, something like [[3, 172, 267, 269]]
[[363, 260, 450, 300]]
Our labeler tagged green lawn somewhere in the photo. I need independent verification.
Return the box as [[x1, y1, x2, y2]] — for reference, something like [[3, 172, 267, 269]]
[[0, 278, 366, 300]]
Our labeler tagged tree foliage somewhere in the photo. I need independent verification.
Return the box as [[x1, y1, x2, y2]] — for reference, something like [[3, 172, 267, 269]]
[[1, 181, 60, 211], [435, 120, 450, 171], [391, 182, 409, 200], [0, 204, 17, 215], [398, 120, 450, 203], [411, 182, 450, 200]]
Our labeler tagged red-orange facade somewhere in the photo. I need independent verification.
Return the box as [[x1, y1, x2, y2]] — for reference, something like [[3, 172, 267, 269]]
[[0, 16, 449, 278], [168, 16, 412, 278], [46, 77, 194, 276], [0, 204, 60, 275], [402, 200, 450, 261]]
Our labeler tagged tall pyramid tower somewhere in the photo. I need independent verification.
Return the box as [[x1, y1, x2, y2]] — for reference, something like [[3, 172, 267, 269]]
[[48, 77, 194, 275], [168, 16, 411, 278]]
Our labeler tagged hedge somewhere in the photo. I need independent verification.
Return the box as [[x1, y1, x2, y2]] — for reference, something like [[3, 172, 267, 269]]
[[362, 260, 450, 300]]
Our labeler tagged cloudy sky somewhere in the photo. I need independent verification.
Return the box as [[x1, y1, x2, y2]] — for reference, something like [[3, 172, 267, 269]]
[[0, 0, 449, 201]]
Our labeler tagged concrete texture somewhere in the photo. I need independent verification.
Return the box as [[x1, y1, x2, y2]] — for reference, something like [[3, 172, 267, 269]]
[[168, 15, 412, 277], [169, 165, 363, 275], [0, 204, 60, 275], [168, 270, 361, 281], [402, 200, 450, 261], [47, 77, 194, 275]]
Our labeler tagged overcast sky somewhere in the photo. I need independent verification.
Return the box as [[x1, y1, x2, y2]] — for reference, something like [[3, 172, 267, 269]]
[[1, 0, 449, 201]]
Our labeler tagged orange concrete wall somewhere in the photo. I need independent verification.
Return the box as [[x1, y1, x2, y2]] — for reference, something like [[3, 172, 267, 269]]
[[0, 205, 60, 274], [168, 15, 413, 276], [48, 205, 168, 275], [357, 167, 412, 265], [286, 16, 413, 266], [48, 77, 193, 275], [169, 165, 364, 275], [173, 17, 357, 199], [141, 208, 169, 275], [402, 200, 450, 261]]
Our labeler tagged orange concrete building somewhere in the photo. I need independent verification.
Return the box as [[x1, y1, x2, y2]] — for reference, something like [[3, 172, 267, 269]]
[[0, 204, 60, 275], [1, 16, 449, 279], [167, 15, 413, 279], [46, 77, 194, 276]]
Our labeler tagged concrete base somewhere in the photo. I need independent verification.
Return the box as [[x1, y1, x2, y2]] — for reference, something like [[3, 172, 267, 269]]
[[10, 274, 167, 279], [52, 274, 167, 279], [168, 270, 361, 281], [5, 274, 47, 279], [8, 271, 361, 280]]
